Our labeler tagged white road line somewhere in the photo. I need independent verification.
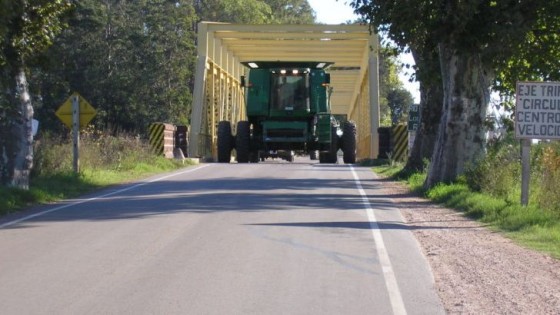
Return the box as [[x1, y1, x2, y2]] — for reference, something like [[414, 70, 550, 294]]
[[350, 165, 407, 315], [0, 164, 211, 229]]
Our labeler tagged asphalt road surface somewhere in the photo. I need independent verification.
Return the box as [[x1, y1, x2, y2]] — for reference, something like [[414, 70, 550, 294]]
[[0, 158, 444, 315]]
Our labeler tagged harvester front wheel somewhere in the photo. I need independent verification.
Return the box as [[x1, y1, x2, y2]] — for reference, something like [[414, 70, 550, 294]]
[[236, 121, 251, 163], [319, 152, 329, 163], [342, 121, 357, 164], [328, 126, 339, 163], [217, 121, 233, 163], [310, 150, 318, 160]]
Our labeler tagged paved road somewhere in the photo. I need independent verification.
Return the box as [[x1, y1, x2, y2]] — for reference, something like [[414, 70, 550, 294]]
[[0, 158, 444, 314]]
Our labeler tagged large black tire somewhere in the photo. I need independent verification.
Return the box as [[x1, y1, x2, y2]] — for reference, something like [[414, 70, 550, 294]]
[[286, 151, 294, 162], [342, 121, 357, 164], [250, 150, 259, 163], [319, 126, 339, 164], [236, 121, 251, 163], [328, 126, 339, 163], [217, 121, 233, 163], [309, 150, 318, 160], [319, 151, 337, 163]]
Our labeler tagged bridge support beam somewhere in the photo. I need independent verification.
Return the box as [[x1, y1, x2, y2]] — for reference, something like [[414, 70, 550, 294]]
[[368, 35, 380, 159], [188, 23, 246, 160]]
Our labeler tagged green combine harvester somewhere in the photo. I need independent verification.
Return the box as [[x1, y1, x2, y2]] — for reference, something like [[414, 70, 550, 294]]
[[217, 61, 356, 164]]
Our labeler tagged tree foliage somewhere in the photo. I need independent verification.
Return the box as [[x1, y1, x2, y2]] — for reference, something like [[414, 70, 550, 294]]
[[494, 11, 560, 98], [265, 0, 315, 24], [378, 48, 413, 126], [194, 0, 273, 24], [387, 88, 413, 126], [0, 0, 72, 66], [194, 0, 315, 24], [38, 0, 197, 132]]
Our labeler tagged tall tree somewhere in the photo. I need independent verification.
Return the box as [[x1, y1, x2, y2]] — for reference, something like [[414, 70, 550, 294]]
[[0, 0, 72, 188], [194, 0, 273, 24], [351, 0, 560, 187], [138, 0, 197, 126], [387, 88, 413, 126], [263, 0, 315, 24], [377, 48, 399, 126], [194, 0, 315, 24], [377, 48, 413, 126]]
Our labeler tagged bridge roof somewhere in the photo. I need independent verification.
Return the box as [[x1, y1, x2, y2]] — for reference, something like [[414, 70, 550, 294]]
[[199, 22, 377, 115]]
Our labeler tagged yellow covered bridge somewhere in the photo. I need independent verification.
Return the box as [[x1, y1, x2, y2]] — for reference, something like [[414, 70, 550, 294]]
[[188, 22, 380, 161]]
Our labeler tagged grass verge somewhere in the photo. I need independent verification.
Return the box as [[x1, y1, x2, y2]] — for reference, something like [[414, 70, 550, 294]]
[[372, 163, 560, 259]]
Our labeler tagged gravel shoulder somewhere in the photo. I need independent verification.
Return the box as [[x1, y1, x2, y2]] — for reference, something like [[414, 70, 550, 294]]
[[379, 178, 560, 314]]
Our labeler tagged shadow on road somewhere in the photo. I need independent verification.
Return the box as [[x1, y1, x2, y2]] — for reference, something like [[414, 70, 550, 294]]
[[1, 165, 446, 230], [246, 220, 480, 231]]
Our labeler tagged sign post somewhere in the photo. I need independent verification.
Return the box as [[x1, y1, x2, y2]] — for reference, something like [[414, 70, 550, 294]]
[[55, 92, 97, 174], [515, 81, 560, 206], [520, 139, 531, 206], [72, 95, 80, 173]]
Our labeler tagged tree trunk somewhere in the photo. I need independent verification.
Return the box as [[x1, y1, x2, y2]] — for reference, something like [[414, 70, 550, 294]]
[[405, 77, 443, 172], [405, 46, 444, 172], [4, 65, 34, 189], [425, 43, 492, 188], [0, 107, 12, 186]]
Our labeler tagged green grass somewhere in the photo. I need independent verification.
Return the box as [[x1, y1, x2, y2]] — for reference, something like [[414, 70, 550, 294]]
[[372, 161, 560, 259], [511, 224, 560, 254], [372, 164, 403, 178], [0, 157, 194, 216]]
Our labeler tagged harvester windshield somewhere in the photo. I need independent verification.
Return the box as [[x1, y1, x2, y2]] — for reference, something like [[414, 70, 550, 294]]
[[270, 72, 308, 111]]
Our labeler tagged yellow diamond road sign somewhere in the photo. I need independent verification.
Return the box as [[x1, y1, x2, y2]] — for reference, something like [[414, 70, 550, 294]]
[[55, 92, 97, 129]]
